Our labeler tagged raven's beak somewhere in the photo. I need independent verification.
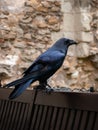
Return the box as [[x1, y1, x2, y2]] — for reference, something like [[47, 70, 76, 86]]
[[70, 40, 77, 45], [74, 41, 77, 44]]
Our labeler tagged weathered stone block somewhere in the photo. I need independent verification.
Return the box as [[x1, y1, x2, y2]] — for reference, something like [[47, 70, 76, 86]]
[[63, 13, 75, 31], [0, 0, 26, 13], [81, 13, 92, 31], [33, 16, 47, 28], [0, 64, 12, 78], [61, 2, 72, 13], [51, 32, 64, 42], [76, 32, 94, 42], [24, 33, 32, 40], [76, 43, 90, 58], [71, 70, 79, 79], [67, 45, 77, 57], [90, 54, 98, 68], [36, 4, 48, 12], [46, 16, 59, 25], [20, 17, 32, 23], [74, 13, 92, 31], [64, 32, 75, 39]]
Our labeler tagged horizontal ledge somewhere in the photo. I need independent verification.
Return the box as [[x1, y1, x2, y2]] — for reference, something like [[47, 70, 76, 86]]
[[0, 87, 98, 111]]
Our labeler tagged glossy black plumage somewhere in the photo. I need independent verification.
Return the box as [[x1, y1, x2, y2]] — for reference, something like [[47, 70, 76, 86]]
[[4, 38, 77, 99]]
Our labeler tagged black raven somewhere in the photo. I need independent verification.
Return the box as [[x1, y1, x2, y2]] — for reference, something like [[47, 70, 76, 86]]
[[4, 38, 77, 99]]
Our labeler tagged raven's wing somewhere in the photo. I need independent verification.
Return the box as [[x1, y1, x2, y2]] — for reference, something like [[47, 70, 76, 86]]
[[23, 50, 65, 75]]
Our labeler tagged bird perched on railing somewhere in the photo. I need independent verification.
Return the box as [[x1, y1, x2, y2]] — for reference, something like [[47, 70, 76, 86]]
[[4, 38, 77, 99]]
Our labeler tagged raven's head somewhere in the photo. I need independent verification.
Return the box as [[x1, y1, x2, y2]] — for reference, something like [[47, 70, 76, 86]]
[[54, 38, 77, 49], [63, 38, 77, 46]]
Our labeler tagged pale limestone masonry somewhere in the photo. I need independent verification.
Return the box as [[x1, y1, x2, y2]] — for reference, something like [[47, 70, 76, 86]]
[[0, 0, 98, 90]]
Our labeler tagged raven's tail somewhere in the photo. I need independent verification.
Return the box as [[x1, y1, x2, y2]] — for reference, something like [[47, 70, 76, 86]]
[[3, 74, 36, 88], [3, 72, 41, 99], [9, 79, 33, 99]]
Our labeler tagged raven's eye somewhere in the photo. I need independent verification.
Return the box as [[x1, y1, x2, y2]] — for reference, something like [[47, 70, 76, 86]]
[[64, 39, 69, 44], [66, 39, 70, 42]]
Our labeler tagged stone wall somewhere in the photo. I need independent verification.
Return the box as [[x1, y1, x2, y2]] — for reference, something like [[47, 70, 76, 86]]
[[0, 0, 98, 90]]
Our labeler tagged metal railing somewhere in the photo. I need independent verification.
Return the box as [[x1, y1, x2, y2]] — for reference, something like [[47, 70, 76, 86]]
[[0, 87, 98, 130]]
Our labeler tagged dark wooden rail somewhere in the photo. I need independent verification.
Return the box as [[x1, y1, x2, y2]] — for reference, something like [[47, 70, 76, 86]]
[[0, 87, 98, 130]]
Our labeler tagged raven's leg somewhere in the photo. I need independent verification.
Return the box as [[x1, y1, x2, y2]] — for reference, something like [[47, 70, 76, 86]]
[[46, 82, 52, 88], [42, 81, 53, 93], [35, 81, 47, 90], [35, 81, 53, 93], [40, 81, 53, 89]]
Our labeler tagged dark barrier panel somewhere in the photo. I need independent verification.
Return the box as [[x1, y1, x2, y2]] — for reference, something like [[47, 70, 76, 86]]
[[0, 88, 35, 130], [29, 90, 98, 130], [0, 87, 98, 130]]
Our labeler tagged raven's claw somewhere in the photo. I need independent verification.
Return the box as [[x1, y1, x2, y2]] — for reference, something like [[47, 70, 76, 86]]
[[44, 87, 54, 94]]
